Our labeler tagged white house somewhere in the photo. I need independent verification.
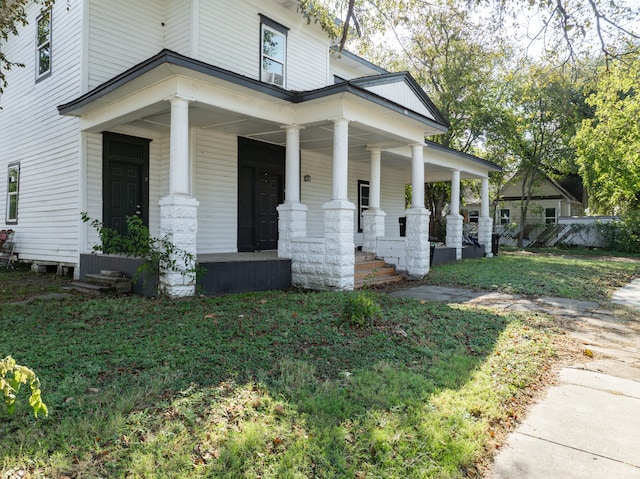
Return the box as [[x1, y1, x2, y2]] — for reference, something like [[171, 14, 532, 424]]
[[0, 0, 500, 297]]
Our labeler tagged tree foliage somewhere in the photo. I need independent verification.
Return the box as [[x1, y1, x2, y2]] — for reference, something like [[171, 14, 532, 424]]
[[0, 0, 55, 94], [573, 54, 640, 214], [486, 62, 585, 244]]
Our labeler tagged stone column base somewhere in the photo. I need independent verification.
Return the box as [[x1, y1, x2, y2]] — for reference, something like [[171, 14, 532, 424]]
[[322, 199, 356, 290], [159, 195, 200, 298], [405, 207, 431, 278], [446, 214, 464, 260], [277, 202, 308, 259], [478, 216, 493, 258], [362, 208, 386, 254]]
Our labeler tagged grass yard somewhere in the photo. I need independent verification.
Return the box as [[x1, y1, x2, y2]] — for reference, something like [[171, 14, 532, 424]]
[[2, 248, 636, 478], [424, 249, 640, 299]]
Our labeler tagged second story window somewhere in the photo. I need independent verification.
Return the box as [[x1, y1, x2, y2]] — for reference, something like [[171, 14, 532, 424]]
[[36, 10, 52, 79], [260, 16, 287, 87]]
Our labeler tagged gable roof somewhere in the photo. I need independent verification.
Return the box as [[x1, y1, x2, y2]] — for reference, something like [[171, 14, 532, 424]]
[[499, 170, 581, 203], [58, 49, 448, 134]]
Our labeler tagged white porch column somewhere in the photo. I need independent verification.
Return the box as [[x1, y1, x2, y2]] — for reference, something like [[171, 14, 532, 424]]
[[446, 169, 464, 260], [277, 125, 307, 259], [362, 148, 386, 253], [406, 143, 430, 278], [411, 144, 425, 209], [332, 118, 350, 200], [323, 118, 355, 290], [478, 176, 493, 257], [159, 95, 199, 298], [169, 96, 192, 195]]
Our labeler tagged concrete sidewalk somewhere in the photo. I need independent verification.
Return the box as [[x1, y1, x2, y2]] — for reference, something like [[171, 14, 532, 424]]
[[391, 278, 640, 479]]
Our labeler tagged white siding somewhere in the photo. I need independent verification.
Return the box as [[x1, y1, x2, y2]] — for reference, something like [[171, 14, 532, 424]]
[[300, 153, 409, 241], [0, 0, 83, 264], [197, 0, 330, 90], [195, 130, 238, 253], [164, 0, 191, 55], [87, 0, 165, 88]]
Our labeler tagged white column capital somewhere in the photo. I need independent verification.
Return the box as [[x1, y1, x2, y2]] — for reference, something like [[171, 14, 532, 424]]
[[281, 124, 305, 132], [165, 94, 195, 104]]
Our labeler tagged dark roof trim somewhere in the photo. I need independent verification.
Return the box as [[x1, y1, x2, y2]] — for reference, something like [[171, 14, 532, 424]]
[[499, 195, 581, 202], [259, 14, 289, 34], [349, 72, 449, 127], [58, 49, 292, 114], [425, 140, 502, 172], [330, 47, 389, 74], [297, 79, 448, 132], [58, 49, 448, 132]]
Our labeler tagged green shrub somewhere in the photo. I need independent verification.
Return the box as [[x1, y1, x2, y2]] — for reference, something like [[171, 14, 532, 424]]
[[597, 212, 640, 253], [81, 213, 204, 288], [342, 292, 382, 328], [1, 356, 48, 417]]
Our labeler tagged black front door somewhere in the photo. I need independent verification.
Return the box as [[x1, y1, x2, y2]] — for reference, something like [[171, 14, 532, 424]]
[[238, 138, 285, 252], [103, 133, 150, 236], [256, 172, 282, 250]]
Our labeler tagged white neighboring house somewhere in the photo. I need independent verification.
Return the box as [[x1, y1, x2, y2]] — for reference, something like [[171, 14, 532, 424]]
[[0, 0, 500, 297]]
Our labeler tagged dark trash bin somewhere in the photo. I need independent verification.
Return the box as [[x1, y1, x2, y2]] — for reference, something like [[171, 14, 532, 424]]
[[399, 217, 406, 237], [491, 233, 500, 256]]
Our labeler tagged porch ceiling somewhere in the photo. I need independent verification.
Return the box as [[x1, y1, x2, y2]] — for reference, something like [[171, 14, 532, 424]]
[[126, 103, 460, 177]]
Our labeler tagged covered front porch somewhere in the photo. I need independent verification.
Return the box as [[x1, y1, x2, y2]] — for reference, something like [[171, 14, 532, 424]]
[[60, 50, 499, 297]]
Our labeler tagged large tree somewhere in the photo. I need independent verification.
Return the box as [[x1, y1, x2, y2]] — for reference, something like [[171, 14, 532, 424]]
[[486, 61, 585, 245], [299, 0, 640, 61], [573, 53, 640, 214]]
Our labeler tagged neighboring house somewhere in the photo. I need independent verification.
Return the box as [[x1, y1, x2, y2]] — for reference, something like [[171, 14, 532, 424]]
[[464, 172, 585, 227], [0, 0, 500, 297]]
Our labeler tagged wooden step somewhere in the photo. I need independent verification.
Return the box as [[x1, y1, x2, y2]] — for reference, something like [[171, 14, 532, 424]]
[[355, 259, 388, 272], [355, 266, 397, 281], [85, 273, 132, 293], [355, 274, 404, 289], [354, 252, 404, 288], [66, 281, 117, 296]]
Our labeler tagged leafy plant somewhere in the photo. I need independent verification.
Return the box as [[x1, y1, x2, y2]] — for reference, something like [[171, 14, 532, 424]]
[[342, 292, 382, 328], [81, 213, 204, 289], [596, 212, 640, 254], [1, 356, 47, 417]]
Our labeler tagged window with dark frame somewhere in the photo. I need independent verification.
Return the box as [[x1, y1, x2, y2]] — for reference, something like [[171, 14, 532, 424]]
[[545, 207, 557, 224], [6, 163, 19, 224], [36, 10, 51, 79], [499, 208, 510, 225], [358, 180, 369, 233], [260, 15, 287, 87]]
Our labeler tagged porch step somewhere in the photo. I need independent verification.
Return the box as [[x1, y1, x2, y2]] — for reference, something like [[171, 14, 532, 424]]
[[354, 252, 404, 289], [67, 270, 132, 296]]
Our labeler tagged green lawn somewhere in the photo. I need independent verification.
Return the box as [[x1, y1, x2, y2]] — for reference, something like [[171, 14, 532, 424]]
[[425, 249, 639, 299], [2, 249, 635, 478]]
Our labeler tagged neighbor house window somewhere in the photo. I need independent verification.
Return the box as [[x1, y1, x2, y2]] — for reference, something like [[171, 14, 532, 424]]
[[545, 207, 556, 224], [468, 210, 479, 223], [6, 163, 19, 224], [358, 180, 369, 232], [260, 15, 287, 87], [36, 10, 52, 79], [499, 208, 510, 225]]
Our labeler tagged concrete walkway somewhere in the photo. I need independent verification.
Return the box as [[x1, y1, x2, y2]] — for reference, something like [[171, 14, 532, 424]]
[[391, 278, 640, 479]]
